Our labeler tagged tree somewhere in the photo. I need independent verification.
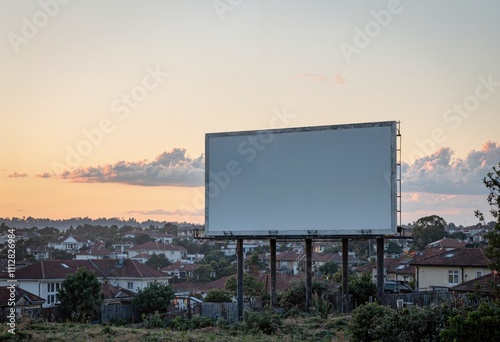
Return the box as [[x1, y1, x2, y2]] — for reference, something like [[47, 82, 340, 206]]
[[133, 281, 175, 315], [51, 249, 73, 260], [348, 272, 376, 306], [59, 268, 102, 322], [134, 233, 154, 245], [386, 241, 403, 255], [279, 280, 329, 309], [247, 252, 264, 276], [205, 289, 232, 303], [145, 253, 171, 269], [319, 261, 338, 276], [475, 162, 500, 273], [411, 215, 447, 250], [225, 274, 265, 300], [191, 264, 215, 283]]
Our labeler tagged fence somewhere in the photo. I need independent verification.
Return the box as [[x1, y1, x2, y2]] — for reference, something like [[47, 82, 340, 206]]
[[200, 302, 250, 321], [380, 291, 453, 309], [101, 303, 136, 323]]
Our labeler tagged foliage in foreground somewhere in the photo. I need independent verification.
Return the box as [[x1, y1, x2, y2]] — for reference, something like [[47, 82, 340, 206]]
[[59, 267, 102, 322], [348, 300, 500, 342], [133, 281, 175, 315]]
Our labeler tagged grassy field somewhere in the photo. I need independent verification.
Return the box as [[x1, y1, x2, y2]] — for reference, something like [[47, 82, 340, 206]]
[[0, 315, 350, 341]]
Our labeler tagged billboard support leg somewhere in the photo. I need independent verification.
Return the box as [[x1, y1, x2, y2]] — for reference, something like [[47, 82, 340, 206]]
[[270, 239, 277, 307], [376, 238, 384, 302], [237, 238, 244, 320], [305, 238, 312, 312], [342, 238, 349, 312]]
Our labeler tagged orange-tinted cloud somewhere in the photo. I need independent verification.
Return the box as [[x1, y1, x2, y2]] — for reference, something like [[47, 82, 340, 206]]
[[57, 148, 204, 187]]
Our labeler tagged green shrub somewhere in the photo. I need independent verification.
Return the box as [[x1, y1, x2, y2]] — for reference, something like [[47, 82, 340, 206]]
[[242, 308, 281, 334], [347, 302, 397, 342], [141, 311, 165, 329], [440, 301, 500, 342]]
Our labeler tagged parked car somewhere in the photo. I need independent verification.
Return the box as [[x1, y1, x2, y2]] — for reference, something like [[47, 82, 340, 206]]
[[383, 281, 413, 293]]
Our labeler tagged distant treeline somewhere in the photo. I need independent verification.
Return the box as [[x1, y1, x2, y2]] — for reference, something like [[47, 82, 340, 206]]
[[0, 216, 193, 230]]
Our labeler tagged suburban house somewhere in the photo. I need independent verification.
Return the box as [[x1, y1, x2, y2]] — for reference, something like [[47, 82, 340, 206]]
[[128, 242, 187, 262], [147, 232, 175, 244], [450, 272, 499, 295], [48, 236, 93, 252], [112, 241, 134, 253], [221, 243, 259, 256], [354, 257, 415, 284], [426, 238, 467, 250], [75, 247, 113, 260], [411, 248, 492, 291], [0, 286, 45, 321], [100, 283, 136, 323], [26, 246, 52, 261], [0, 259, 170, 308], [177, 224, 204, 239], [277, 251, 361, 276], [276, 251, 302, 275], [161, 262, 199, 280]]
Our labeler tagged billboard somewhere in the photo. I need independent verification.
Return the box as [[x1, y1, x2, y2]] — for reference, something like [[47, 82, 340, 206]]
[[205, 121, 398, 238]]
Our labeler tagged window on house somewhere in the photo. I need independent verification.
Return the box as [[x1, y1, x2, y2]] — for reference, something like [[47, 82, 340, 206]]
[[127, 282, 134, 290], [46, 282, 61, 304], [476, 270, 484, 278], [448, 270, 459, 285]]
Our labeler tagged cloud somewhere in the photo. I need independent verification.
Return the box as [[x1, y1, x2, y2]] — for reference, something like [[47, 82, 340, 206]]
[[57, 148, 204, 187], [296, 72, 347, 84], [402, 141, 500, 195], [36, 173, 52, 178], [8, 172, 28, 178]]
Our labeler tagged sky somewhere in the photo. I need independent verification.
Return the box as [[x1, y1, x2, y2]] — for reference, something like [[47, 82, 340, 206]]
[[1, 0, 500, 227]]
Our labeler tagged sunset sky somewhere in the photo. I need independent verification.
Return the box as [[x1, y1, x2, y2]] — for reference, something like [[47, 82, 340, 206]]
[[1, 0, 500, 227]]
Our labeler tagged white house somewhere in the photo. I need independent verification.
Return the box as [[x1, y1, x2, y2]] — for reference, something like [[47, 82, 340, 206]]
[[48, 236, 92, 252], [26, 246, 52, 261], [411, 248, 492, 291], [0, 259, 170, 308], [127, 242, 187, 262]]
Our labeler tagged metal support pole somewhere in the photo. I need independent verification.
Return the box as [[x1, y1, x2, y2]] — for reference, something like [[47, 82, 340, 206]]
[[342, 238, 349, 312], [237, 238, 244, 320], [305, 238, 312, 312], [376, 238, 384, 302], [270, 239, 277, 307]]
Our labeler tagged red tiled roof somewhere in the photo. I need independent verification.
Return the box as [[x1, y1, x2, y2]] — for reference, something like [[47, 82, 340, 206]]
[[76, 248, 112, 256], [258, 273, 303, 292], [426, 238, 467, 249], [0, 259, 167, 280], [196, 276, 231, 292], [100, 283, 135, 300], [276, 251, 301, 261], [129, 242, 187, 252], [450, 273, 497, 293], [161, 261, 199, 272], [411, 248, 490, 267], [0, 286, 45, 305]]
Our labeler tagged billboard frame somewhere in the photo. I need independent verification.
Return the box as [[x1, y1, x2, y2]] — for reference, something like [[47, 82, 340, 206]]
[[205, 121, 400, 239]]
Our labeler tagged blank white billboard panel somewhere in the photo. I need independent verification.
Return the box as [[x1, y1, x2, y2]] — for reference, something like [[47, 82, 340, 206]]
[[205, 121, 397, 237]]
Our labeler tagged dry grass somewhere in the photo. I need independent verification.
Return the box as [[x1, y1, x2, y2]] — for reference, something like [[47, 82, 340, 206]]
[[0, 315, 350, 342]]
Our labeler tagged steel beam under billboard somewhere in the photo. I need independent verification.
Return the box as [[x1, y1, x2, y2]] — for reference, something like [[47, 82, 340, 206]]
[[205, 121, 398, 238]]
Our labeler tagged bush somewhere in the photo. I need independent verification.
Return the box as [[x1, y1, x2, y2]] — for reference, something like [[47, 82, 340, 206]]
[[141, 311, 165, 329], [167, 315, 215, 331], [205, 289, 232, 303], [133, 281, 175, 315], [348, 302, 397, 342], [242, 308, 281, 334], [280, 280, 329, 309], [348, 301, 472, 342], [440, 301, 500, 342]]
